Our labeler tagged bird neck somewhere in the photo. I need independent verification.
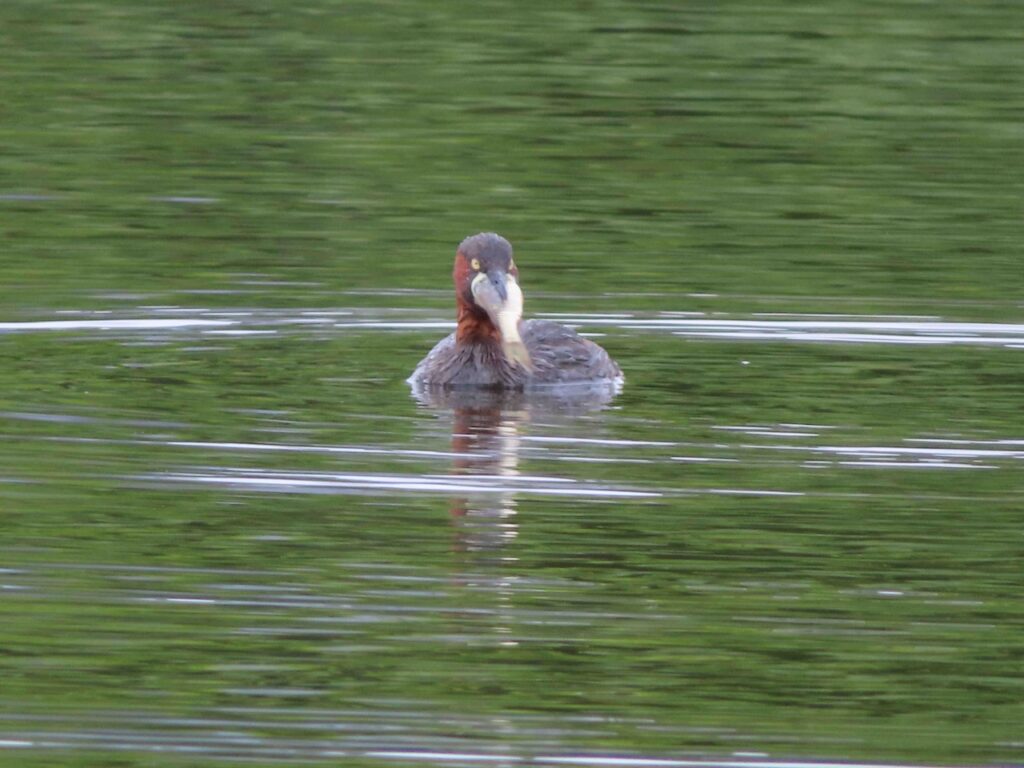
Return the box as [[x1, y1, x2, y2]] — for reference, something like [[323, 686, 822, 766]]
[[456, 298, 500, 344]]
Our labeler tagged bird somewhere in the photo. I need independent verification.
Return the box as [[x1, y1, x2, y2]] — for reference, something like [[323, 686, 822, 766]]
[[407, 233, 623, 391]]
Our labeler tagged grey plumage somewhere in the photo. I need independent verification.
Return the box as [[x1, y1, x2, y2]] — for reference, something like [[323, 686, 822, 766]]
[[408, 319, 622, 391]]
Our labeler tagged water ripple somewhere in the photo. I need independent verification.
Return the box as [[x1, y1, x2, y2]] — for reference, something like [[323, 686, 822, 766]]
[[135, 468, 662, 499], [2, 307, 1023, 349]]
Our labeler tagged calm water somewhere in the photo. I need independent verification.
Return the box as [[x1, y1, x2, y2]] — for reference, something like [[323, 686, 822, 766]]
[[1, 2, 1023, 767]]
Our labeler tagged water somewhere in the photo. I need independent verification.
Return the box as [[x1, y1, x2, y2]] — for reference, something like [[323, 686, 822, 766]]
[[1, 2, 1023, 767]]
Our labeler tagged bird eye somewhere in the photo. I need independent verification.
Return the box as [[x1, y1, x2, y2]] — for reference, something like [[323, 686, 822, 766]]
[[470, 258, 481, 271]]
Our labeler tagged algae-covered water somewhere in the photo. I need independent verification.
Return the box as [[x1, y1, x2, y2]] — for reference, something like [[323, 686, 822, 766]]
[[1, 2, 1022, 766]]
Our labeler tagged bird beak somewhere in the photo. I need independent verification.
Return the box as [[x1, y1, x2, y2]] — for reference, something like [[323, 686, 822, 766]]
[[471, 270, 533, 371]]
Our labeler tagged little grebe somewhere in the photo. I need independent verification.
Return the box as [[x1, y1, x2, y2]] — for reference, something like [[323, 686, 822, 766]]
[[408, 233, 623, 390]]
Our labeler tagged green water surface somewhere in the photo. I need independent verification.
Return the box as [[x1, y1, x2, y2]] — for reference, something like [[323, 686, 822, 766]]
[[1, 2, 1022, 766]]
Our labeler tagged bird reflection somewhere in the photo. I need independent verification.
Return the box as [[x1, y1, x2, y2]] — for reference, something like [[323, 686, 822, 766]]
[[409, 385, 620, 652], [410, 384, 621, 555], [449, 402, 525, 553]]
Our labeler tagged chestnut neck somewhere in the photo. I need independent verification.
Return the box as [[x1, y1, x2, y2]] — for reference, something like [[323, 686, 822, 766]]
[[455, 295, 500, 344]]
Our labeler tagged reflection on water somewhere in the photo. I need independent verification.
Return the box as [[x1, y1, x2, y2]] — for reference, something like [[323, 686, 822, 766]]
[[4, 307, 1024, 350], [449, 402, 525, 554], [1, 319, 1021, 765], [424, 388, 622, 554]]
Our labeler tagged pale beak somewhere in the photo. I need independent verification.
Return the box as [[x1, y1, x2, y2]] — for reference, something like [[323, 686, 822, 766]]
[[471, 270, 533, 371]]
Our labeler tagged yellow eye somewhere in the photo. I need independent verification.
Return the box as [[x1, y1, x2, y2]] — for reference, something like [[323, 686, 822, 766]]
[[470, 258, 481, 271]]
